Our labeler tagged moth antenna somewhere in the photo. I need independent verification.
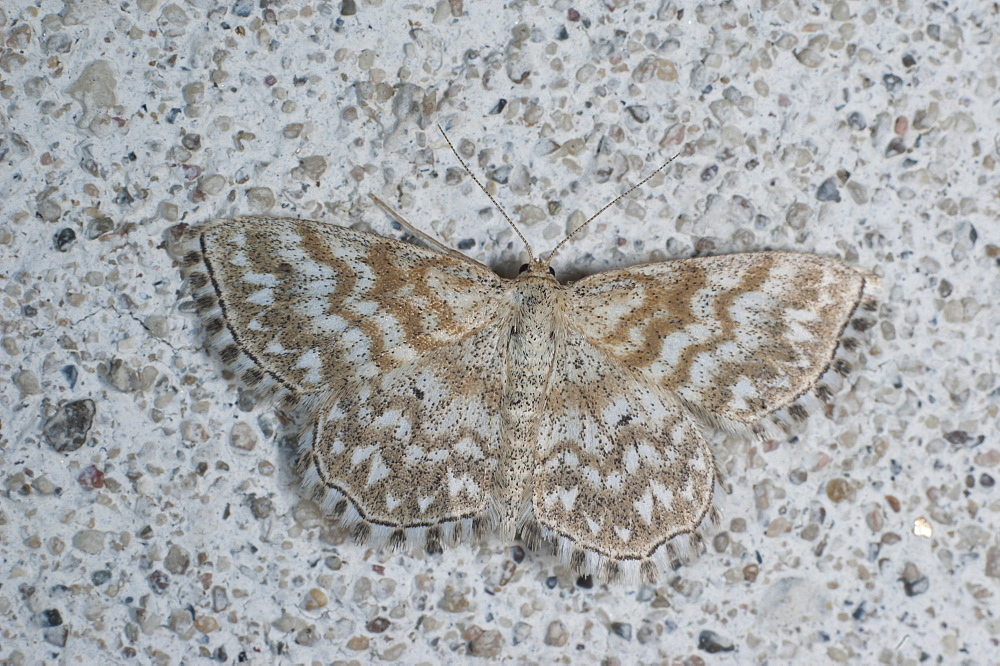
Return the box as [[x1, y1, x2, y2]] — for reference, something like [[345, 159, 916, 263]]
[[437, 123, 537, 263], [548, 151, 680, 263], [368, 194, 491, 269]]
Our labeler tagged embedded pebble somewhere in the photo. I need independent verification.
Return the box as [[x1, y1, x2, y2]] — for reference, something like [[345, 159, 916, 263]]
[[76, 465, 105, 489], [304, 589, 329, 611], [610, 622, 632, 641], [295, 156, 328, 180], [14, 369, 42, 396], [816, 177, 841, 202], [230, 421, 258, 451], [72, 530, 105, 554], [42, 399, 97, 453], [164, 544, 191, 574], [439, 586, 471, 612], [250, 495, 274, 519], [292, 500, 324, 529], [61, 365, 79, 388], [295, 625, 320, 646], [246, 187, 275, 210], [346, 636, 369, 650], [195, 616, 219, 633], [785, 203, 811, 229], [36, 609, 63, 627], [985, 546, 1000, 579], [211, 586, 230, 612], [43, 626, 69, 647], [544, 620, 568, 646], [168, 610, 194, 638], [54, 228, 77, 252], [145, 315, 169, 339], [363, 616, 388, 633], [105, 359, 140, 392], [901, 562, 929, 596], [37, 199, 62, 222], [698, 629, 735, 653], [826, 477, 850, 502], [466, 626, 504, 658], [273, 611, 308, 633], [147, 571, 170, 594]]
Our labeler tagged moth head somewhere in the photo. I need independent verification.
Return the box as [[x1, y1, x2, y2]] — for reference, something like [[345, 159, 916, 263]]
[[519, 262, 557, 278]]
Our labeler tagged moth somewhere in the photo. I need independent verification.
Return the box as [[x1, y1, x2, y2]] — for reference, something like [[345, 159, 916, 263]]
[[173, 140, 873, 583]]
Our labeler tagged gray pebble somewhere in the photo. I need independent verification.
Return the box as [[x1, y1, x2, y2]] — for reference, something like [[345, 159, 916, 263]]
[[145, 315, 169, 339], [106, 358, 140, 392], [54, 227, 77, 252], [168, 609, 194, 638], [610, 622, 632, 640], [43, 626, 68, 647], [37, 199, 62, 222], [147, 570, 170, 594], [512, 621, 532, 645], [212, 586, 230, 612], [246, 187, 275, 210], [296, 155, 328, 180], [2, 336, 20, 355], [44, 399, 96, 452], [544, 620, 568, 646], [489, 164, 512, 184], [698, 629, 734, 653], [985, 545, 1000, 579], [636, 622, 656, 644], [467, 628, 504, 657], [293, 500, 323, 528], [295, 625, 321, 646], [72, 529, 105, 554], [901, 562, 928, 596], [626, 105, 649, 123], [230, 421, 257, 451], [883, 73, 903, 91], [182, 82, 204, 104], [36, 609, 62, 627], [251, 495, 274, 520], [816, 177, 841, 202], [232, 0, 253, 17], [164, 544, 190, 574], [14, 369, 42, 396], [885, 137, 906, 157], [61, 365, 78, 388], [181, 133, 201, 151], [785, 202, 812, 230]]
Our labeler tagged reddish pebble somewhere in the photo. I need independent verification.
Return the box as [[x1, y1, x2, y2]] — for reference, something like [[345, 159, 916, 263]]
[[77, 465, 105, 490], [894, 116, 908, 135]]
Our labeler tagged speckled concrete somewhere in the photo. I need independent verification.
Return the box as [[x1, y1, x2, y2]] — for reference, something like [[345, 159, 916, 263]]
[[2, 1, 998, 663]]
